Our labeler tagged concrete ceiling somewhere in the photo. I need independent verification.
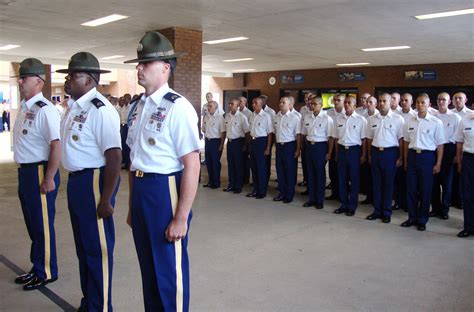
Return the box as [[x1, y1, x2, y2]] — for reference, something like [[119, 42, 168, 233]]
[[0, 0, 473, 75]]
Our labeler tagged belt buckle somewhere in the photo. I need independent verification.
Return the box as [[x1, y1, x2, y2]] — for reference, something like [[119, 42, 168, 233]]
[[416, 149, 421, 154], [135, 170, 144, 178], [311, 142, 315, 145], [379, 147, 384, 151], [345, 146, 349, 150], [280, 142, 285, 145], [252, 137, 256, 140]]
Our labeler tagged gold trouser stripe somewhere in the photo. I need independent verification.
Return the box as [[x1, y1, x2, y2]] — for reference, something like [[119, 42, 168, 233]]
[[168, 175, 183, 312], [93, 169, 109, 312], [38, 165, 51, 280]]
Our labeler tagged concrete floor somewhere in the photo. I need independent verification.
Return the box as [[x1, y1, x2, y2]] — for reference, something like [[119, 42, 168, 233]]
[[1, 132, 473, 311]]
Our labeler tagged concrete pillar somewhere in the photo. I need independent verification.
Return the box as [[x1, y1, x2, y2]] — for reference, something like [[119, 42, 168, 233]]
[[158, 27, 203, 114]]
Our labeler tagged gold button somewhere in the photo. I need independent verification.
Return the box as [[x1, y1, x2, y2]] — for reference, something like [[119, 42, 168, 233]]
[[148, 138, 156, 145], [72, 134, 79, 141]]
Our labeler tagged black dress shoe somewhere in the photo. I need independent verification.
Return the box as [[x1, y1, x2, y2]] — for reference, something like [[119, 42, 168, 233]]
[[23, 276, 57, 291], [417, 224, 426, 231], [273, 196, 284, 201], [457, 230, 473, 238], [210, 185, 219, 189], [246, 192, 257, 197], [315, 204, 324, 209], [360, 199, 373, 205], [283, 199, 292, 203], [439, 213, 449, 220], [233, 189, 242, 194], [223, 186, 233, 192], [401, 219, 417, 227], [297, 181, 307, 186], [255, 194, 265, 199], [429, 211, 439, 217], [300, 190, 309, 195], [345, 211, 355, 216], [303, 201, 316, 207], [15, 271, 35, 284], [366, 213, 379, 221], [381, 216, 391, 223], [334, 207, 345, 214], [203, 183, 211, 187], [326, 194, 337, 200]]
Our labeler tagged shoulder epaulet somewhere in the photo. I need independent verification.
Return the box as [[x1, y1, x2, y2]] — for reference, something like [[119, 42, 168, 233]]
[[35, 101, 47, 108], [163, 92, 181, 103], [91, 98, 105, 109]]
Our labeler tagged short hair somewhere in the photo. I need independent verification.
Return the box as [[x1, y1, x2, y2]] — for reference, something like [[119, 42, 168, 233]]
[[163, 58, 177, 74], [208, 100, 218, 108], [88, 73, 100, 85], [417, 92, 430, 100], [311, 97, 323, 104]]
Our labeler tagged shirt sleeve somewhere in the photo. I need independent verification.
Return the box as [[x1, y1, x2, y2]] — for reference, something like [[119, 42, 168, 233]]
[[301, 117, 308, 135], [327, 116, 335, 138], [397, 116, 404, 140], [454, 119, 464, 143], [266, 114, 274, 134], [171, 101, 202, 158], [242, 115, 250, 133], [94, 105, 122, 154], [434, 120, 445, 146], [403, 122, 410, 142], [38, 106, 61, 143], [365, 118, 374, 140], [295, 115, 301, 134], [360, 117, 368, 139], [219, 116, 226, 133]]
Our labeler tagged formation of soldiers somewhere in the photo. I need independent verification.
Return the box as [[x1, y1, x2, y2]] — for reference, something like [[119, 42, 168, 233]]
[[201, 91, 474, 238]]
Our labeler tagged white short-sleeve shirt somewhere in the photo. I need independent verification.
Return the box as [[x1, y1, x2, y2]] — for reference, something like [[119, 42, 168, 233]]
[[225, 111, 249, 139], [273, 111, 301, 143], [432, 110, 461, 144], [403, 113, 445, 151], [454, 112, 474, 153], [366, 110, 404, 148], [61, 88, 121, 172], [249, 110, 273, 138], [334, 112, 368, 146], [13, 92, 60, 164], [203, 113, 225, 139], [127, 83, 202, 174], [301, 110, 334, 142]]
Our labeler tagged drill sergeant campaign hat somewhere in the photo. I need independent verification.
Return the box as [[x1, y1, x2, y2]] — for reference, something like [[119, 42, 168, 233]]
[[12, 58, 46, 80], [124, 31, 186, 63], [56, 52, 111, 74]]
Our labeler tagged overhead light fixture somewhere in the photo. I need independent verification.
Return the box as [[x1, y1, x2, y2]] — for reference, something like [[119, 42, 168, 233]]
[[81, 14, 128, 27], [100, 55, 125, 60], [223, 58, 254, 62], [0, 44, 20, 51], [336, 62, 370, 66], [232, 68, 256, 72], [415, 8, 474, 20], [362, 46, 410, 52], [204, 37, 248, 45]]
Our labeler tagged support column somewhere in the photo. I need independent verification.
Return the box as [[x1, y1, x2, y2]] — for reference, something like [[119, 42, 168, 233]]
[[159, 27, 202, 114]]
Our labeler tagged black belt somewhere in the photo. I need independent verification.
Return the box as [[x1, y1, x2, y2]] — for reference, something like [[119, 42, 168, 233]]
[[69, 168, 97, 177], [276, 140, 295, 146], [132, 170, 179, 178], [338, 144, 360, 150], [19, 161, 47, 168], [409, 148, 434, 154], [464, 152, 474, 157], [306, 140, 327, 145], [371, 146, 398, 152]]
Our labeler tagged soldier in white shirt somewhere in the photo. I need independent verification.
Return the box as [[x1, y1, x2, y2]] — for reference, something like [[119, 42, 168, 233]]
[[299, 92, 312, 117], [402, 93, 445, 231], [298, 93, 313, 191], [360, 96, 378, 205], [361, 96, 379, 119], [333, 95, 368, 216], [365, 93, 404, 223], [13, 58, 61, 290], [238, 96, 252, 119], [58, 52, 121, 311], [261, 95, 276, 182], [273, 97, 301, 203], [223, 99, 249, 194], [202, 101, 226, 189], [201, 92, 224, 117], [301, 96, 334, 209], [116, 96, 131, 169], [391, 92, 402, 112], [288, 96, 301, 118], [451, 92, 472, 209], [355, 92, 371, 116], [326, 94, 346, 201], [238, 96, 252, 184], [430, 93, 461, 220], [246, 97, 273, 199], [454, 110, 474, 237]]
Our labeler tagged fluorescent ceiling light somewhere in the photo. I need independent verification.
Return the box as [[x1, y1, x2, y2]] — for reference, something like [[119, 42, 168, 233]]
[[81, 14, 128, 27], [223, 58, 254, 62], [415, 8, 474, 20], [0, 44, 20, 50], [204, 37, 248, 45], [100, 55, 125, 60], [336, 62, 370, 66], [362, 46, 410, 52], [232, 68, 256, 72]]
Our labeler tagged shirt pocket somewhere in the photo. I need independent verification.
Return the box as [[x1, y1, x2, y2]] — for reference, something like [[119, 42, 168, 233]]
[[421, 124, 435, 135]]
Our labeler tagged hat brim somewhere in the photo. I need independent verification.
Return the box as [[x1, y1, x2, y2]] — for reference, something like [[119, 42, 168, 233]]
[[124, 52, 186, 64], [10, 73, 45, 78], [56, 68, 111, 74]]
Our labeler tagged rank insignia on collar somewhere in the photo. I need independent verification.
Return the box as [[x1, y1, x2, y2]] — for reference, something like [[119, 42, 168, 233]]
[[164, 92, 181, 103]]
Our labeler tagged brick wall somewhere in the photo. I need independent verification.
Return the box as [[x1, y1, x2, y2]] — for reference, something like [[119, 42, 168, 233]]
[[160, 27, 203, 115]]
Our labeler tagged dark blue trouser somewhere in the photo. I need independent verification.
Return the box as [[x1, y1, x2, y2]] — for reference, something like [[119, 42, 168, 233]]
[[266, 148, 272, 181], [120, 124, 130, 168], [205, 138, 221, 187], [431, 143, 455, 214], [360, 162, 373, 200], [67, 168, 119, 312], [461, 152, 474, 232], [371, 147, 399, 217], [250, 137, 269, 196], [328, 154, 339, 198], [406, 150, 435, 225], [131, 171, 191, 312], [227, 138, 244, 191], [242, 149, 251, 184], [306, 142, 327, 205], [337, 145, 361, 212], [18, 162, 59, 280], [301, 139, 308, 182], [275, 141, 297, 201], [394, 166, 407, 210]]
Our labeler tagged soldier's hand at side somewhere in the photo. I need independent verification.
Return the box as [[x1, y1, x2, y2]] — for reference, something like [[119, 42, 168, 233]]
[[97, 200, 114, 219], [294, 150, 300, 159], [264, 149, 270, 156], [326, 154, 331, 161], [433, 164, 441, 174], [457, 162, 462, 174], [360, 155, 366, 164], [40, 178, 55, 194], [396, 158, 403, 167], [165, 217, 188, 243]]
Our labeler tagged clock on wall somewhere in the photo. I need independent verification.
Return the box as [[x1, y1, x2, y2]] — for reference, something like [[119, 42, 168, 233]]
[[268, 76, 276, 86]]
